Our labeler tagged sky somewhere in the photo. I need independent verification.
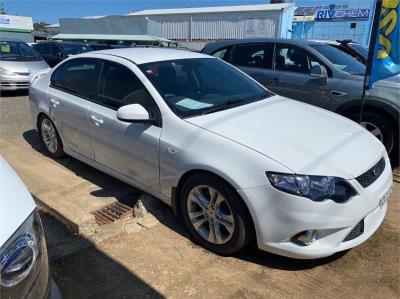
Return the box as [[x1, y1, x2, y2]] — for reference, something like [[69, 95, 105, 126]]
[[2, 0, 364, 24]]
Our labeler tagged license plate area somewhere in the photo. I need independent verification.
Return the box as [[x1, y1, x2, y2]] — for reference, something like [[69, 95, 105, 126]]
[[379, 186, 393, 209]]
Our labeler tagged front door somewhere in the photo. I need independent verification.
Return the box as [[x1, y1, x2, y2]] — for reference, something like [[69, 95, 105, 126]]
[[48, 58, 101, 159], [269, 44, 333, 109], [89, 60, 161, 191]]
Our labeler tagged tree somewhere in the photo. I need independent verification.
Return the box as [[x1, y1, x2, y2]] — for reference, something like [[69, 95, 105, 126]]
[[33, 22, 49, 31], [0, 2, 6, 14]]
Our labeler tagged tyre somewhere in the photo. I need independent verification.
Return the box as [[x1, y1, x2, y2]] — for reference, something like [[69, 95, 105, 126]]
[[38, 115, 65, 158], [180, 174, 254, 255], [351, 112, 398, 159]]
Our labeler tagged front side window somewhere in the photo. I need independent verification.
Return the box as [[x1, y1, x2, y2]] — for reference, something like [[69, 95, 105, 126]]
[[310, 44, 365, 75], [139, 58, 272, 118], [50, 58, 101, 99], [98, 60, 153, 111], [230, 44, 273, 69], [0, 41, 42, 61], [275, 45, 316, 74]]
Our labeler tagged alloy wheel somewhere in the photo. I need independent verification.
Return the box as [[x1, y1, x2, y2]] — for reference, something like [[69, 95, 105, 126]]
[[360, 121, 384, 142], [41, 119, 58, 154], [187, 185, 235, 245]]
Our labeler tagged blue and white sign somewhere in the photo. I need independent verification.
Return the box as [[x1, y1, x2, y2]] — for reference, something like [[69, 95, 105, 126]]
[[0, 16, 11, 25], [316, 8, 370, 21]]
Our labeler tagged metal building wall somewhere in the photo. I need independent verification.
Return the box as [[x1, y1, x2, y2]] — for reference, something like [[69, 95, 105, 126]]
[[148, 11, 282, 41]]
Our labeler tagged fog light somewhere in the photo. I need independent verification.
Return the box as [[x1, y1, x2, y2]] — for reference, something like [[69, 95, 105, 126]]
[[291, 230, 318, 246]]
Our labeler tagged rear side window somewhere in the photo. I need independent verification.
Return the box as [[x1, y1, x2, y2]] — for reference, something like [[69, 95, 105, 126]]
[[229, 44, 273, 69], [97, 60, 153, 111], [50, 58, 101, 99], [35, 43, 52, 56], [211, 47, 231, 61]]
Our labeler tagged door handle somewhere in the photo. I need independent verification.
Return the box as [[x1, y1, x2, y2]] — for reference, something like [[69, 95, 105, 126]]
[[90, 115, 104, 125], [50, 98, 60, 107]]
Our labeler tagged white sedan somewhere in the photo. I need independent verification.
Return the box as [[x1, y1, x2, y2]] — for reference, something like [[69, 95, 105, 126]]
[[29, 48, 393, 259]]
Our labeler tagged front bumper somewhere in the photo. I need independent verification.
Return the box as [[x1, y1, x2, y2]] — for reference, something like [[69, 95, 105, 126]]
[[239, 156, 393, 259], [0, 75, 30, 90]]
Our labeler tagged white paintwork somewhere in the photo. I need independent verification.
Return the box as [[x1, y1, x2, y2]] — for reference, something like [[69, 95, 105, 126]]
[[29, 48, 393, 259], [0, 156, 35, 247], [117, 104, 150, 121]]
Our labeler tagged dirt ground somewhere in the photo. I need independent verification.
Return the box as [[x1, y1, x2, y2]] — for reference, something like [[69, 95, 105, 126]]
[[1, 92, 399, 298]]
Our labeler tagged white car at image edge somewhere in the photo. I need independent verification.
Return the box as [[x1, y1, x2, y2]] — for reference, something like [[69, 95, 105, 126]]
[[29, 48, 393, 259], [0, 156, 61, 298]]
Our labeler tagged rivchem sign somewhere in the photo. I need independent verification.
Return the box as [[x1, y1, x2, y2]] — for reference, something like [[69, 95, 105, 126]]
[[315, 8, 371, 21], [0, 15, 33, 32]]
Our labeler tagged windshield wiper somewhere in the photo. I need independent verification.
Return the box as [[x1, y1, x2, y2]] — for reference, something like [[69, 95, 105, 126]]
[[201, 98, 245, 115]]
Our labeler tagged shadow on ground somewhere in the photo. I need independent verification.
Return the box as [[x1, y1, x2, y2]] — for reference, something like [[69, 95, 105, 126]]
[[0, 90, 29, 97], [40, 210, 164, 299], [25, 128, 345, 273]]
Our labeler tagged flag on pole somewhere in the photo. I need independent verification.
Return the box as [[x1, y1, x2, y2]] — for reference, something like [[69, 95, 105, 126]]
[[366, 0, 400, 89]]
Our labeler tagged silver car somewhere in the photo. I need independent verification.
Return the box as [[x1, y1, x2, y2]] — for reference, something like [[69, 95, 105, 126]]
[[29, 48, 392, 259], [0, 38, 49, 92]]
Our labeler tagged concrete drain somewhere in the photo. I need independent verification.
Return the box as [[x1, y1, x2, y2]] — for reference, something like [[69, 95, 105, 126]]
[[93, 202, 133, 226]]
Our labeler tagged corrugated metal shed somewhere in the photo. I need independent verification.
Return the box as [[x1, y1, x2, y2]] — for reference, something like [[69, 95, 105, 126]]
[[124, 3, 295, 41]]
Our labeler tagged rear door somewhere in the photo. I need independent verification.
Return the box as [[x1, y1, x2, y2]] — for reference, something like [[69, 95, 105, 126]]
[[34, 43, 59, 67], [270, 43, 333, 108], [48, 58, 101, 159], [89, 59, 161, 191], [227, 43, 273, 86]]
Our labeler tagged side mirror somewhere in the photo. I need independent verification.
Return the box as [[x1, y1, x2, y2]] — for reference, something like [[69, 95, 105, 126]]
[[117, 104, 153, 123], [310, 65, 328, 79]]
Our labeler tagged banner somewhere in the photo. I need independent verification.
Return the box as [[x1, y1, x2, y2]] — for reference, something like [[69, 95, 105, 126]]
[[366, 0, 400, 89]]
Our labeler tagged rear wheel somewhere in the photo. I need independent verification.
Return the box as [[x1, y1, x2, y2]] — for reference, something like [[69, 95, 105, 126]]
[[180, 174, 253, 255], [38, 115, 65, 158], [351, 112, 398, 160]]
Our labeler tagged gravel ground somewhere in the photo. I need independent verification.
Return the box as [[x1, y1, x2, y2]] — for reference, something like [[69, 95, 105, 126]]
[[1, 93, 399, 299]]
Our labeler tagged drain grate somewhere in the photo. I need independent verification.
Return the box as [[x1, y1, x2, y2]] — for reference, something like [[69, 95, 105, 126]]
[[93, 202, 133, 226]]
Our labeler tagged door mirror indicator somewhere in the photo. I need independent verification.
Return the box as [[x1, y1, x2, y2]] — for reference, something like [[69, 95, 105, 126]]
[[116, 104, 153, 123], [310, 65, 328, 79]]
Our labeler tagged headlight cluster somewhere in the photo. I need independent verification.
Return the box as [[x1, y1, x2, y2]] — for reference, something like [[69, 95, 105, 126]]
[[266, 172, 357, 203], [0, 209, 48, 299], [0, 67, 16, 76]]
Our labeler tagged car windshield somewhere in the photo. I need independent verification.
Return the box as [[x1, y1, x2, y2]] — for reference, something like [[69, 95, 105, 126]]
[[311, 44, 365, 75], [61, 43, 92, 55], [139, 58, 272, 118], [348, 43, 368, 60], [0, 40, 42, 61]]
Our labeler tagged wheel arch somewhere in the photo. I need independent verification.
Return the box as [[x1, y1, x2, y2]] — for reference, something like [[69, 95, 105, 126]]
[[171, 169, 256, 238]]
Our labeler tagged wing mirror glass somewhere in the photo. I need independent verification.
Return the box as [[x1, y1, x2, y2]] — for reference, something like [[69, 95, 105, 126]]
[[116, 104, 153, 123]]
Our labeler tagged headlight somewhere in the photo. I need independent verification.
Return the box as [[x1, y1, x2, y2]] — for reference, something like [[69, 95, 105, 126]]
[[0, 209, 48, 298], [266, 172, 358, 203], [0, 67, 16, 76]]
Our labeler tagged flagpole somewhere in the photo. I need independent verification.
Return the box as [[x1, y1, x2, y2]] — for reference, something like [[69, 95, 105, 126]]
[[360, 0, 382, 123]]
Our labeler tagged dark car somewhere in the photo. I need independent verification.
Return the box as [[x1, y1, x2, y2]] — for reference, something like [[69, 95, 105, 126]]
[[33, 41, 92, 67], [202, 38, 399, 161], [87, 43, 129, 51]]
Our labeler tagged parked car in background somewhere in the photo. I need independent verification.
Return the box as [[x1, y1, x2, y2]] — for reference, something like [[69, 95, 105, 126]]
[[202, 39, 399, 162], [29, 48, 393, 259], [0, 155, 61, 299], [88, 43, 129, 51], [0, 38, 49, 92], [33, 41, 92, 67]]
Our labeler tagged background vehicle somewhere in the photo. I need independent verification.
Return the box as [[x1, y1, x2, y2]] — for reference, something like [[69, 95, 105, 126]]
[[88, 43, 129, 51], [0, 155, 61, 299], [29, 48, 392, 259], [33, 41, 92, 67], [202, 39, 399, 163], [0, 38, 49, 92]]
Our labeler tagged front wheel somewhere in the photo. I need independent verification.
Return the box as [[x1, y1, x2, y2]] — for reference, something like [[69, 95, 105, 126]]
[[180, 174, 253, 255], [38, 115, 65, 158]]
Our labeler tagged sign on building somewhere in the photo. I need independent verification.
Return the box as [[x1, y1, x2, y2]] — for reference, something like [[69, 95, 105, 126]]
[[315, 8, 370, 21], [0, 15, 33, 32]]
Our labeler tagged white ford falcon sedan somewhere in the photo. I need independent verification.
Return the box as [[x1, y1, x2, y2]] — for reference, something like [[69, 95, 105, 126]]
[[29, 48, 393, 259]]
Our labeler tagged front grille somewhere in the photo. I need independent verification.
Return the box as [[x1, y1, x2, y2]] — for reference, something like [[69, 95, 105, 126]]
[[356, 158, 385, 188], [343, 219, 364, 242], [0, 81, 30, 87]]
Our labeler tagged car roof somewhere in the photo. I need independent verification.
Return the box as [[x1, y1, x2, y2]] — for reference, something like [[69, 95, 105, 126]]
[[88, 47, 213, 64], [202, 38, 323, 52]]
